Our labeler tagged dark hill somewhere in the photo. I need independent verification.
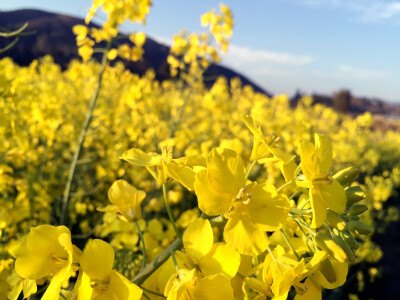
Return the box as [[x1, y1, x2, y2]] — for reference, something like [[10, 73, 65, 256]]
[[0, 9, 269, 94]]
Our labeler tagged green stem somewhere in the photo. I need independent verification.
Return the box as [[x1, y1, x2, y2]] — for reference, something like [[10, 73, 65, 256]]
[[277, 179, 294, 193], [288, 190, 302, 201], [245, 160, 257, 180], [135, 220, 146, 270], [298, 199, 310, 209], [280, 228, 301, 260], [140, 287, 166, 298], [142, 292, 151, 300], [59, 40, 112, 225], [162, 184, 182, 240], [289, 207, 312, 215], [289, 213, 316, 237], [132, 238, 183, 285], [170, 249, 180, 272]]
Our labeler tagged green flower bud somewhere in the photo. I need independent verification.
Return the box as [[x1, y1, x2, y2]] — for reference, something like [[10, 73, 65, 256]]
[[333, 166, 360, 186], [348, 221, 373, 235], [349, 204, 368, 215], [345, 186, 366, 207]]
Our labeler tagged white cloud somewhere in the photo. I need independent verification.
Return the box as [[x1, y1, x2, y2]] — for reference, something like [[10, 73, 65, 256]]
[[222, 44, 314, 68], [312, 64, 389, 80], [293, 0, 400, 22]]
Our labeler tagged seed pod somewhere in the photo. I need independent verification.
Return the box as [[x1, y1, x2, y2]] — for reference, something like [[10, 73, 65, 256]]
[[347, 221, 373, 235], [345, 186, 366, 207], [349, 204, 368, 215], [333, 167, 360, 186], [349, 215, 360, 221], [319, 258, 336, 283], [326, 209, 346, 231], [332, 234, 356, 262], [314, 232, 347, 263], [340, 229, 359, 249]]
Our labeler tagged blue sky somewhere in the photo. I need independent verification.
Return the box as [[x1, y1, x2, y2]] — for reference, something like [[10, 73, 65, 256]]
[[2, 0, 400, 102]]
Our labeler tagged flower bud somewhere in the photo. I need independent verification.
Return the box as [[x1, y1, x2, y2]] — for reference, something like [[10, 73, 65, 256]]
[[340, 230, 359, 249], [348, 204, 368, 215], [332, 234, 355, 262], [314, 232, 347, 263], [349, 215, 360, 221], [333, 167, 360, 186], [345, 186, 365, 207], [348, 221, 373, 235], [319, 258, 336, 283], [326, 209, 346, 231]]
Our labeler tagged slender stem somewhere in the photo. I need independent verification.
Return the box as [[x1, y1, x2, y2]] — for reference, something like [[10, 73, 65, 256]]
[[288, 190, 302, 201], [280, 228, 301, 260], [290, 213, 316, 237], [289, 207, 312, 215], [170, 249, 180, 272], [245, 160, 257, 180], [135, 220, 147, 270], [59, 40, 112, 225], [276, 178, 294, 193], [142, 292, 151, 300], [140, 287, 166, 298], [162, 184, 182, 240], [298, 199, 310, 209], [131, 215, 226, 285], [131, 238, 183, 285]]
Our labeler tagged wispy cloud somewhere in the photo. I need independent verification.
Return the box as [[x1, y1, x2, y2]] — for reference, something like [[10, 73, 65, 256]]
[[294, 0, 400, 23], [222, 44, 314, 69], [312, 64, 389, 80]]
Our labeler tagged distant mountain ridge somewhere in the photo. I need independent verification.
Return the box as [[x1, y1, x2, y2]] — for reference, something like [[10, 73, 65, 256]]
[[0, 9, 269, 94]]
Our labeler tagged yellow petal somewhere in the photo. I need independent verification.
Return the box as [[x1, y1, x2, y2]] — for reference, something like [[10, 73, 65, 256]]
[[41, 264, 73, 300], [279, 160, 297, 182], [15, 252, 58, 279], [15, 225, 71, 279], [299, 139, 316, 181], [314, 258, 348, 289], [207, 147, 245, 195], [314, 134, 332, 176], [198, 242, 240, 278], [318, 179, 346, 214], [108, 180, 145, 221], [165, 163, 196, 191], [191, 274, 235, 300], [183, 218, 213, 260], [247, 183, 290, 231], [80, 239, 114, 281], [120, 148, 161, 166], [75, 271, 93, 300], [224, 211, 269, 256], [294, 278, 321, 300], [22, 279, 37, 299], [194, 169, 232, 216], [310, 188, 327, 228], [108, 270, 143, 300], [173, 154, 206, 167]]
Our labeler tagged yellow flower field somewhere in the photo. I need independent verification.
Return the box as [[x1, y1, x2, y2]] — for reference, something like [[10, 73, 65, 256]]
[[1, 1, 399, 299]]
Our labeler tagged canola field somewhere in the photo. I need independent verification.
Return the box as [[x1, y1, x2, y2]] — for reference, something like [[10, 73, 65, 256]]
[[1, 1, 400, 299]]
